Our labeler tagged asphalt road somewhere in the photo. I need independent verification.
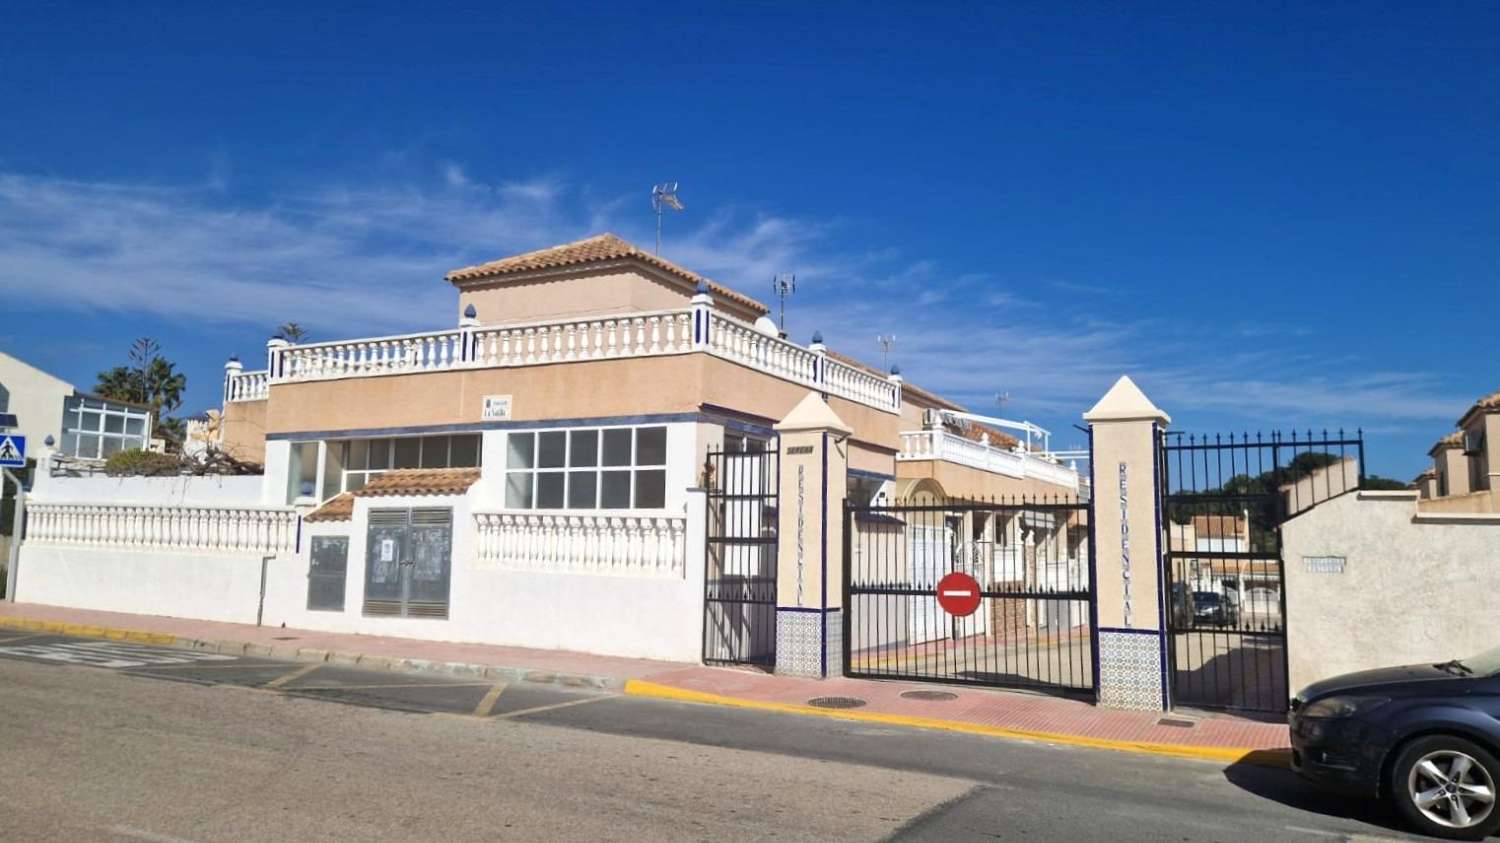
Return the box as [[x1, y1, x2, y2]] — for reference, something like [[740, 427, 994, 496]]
[[0, 632, 1435, 842]]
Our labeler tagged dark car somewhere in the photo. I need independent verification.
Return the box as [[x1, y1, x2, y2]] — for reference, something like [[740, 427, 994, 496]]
[[1191, 590, 1239, 627], [1290, 645, 1500, 840]]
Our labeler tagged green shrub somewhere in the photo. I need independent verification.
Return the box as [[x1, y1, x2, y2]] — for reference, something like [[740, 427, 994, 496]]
[[104, 449, 187, 477]]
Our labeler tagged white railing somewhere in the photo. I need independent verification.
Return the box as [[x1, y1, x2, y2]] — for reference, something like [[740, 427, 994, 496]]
[[25, 503, 299, 555], [704, 311, 900, 412], [897, 429, 1081, 491], [472, 311, 694, 366], [473, 511, 687, 578], [260, 305, 903, 414], [225, 369, 269, 402]]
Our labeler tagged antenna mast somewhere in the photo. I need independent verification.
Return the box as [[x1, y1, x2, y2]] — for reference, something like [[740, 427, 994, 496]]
[[877, 334, 896, 371], [772, 274, 797, 334], [650, 182, 683, 255]]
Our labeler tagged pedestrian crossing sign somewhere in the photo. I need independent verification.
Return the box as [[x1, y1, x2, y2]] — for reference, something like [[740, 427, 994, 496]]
[[0, 434, 26, 468]]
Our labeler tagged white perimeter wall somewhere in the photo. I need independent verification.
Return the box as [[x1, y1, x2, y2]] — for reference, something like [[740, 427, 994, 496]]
[[15, 424, 713, 663], [1283, 491, 1500, 692], [30, 471, 266, 507]]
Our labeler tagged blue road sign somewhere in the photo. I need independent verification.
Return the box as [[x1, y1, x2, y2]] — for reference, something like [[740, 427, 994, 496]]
[[0, 434, 26, 468]]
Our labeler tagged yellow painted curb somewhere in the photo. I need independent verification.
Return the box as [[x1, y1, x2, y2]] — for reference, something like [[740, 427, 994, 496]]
[[0, 615, 180, 646], [622, 679, 1290, 768]]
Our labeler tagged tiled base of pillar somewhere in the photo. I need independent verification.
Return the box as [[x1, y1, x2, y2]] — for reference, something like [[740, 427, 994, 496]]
[[1097, 628, 1165, 711], [774, 609, 842, 678]]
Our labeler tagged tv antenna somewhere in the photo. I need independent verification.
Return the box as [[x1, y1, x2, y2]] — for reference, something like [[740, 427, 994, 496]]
[[650, 182, 683, 255], [772, 274, 797, 334], [877, 334, 896, 370], [996, 392, 1012, 414]]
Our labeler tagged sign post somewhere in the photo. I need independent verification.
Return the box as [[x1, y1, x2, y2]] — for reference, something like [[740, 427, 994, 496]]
[[0, 433, 23, 601]]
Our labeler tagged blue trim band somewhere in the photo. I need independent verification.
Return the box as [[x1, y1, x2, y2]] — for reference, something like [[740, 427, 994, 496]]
[[268, 409, 769, 441], [1096, 626, 1162, 636]]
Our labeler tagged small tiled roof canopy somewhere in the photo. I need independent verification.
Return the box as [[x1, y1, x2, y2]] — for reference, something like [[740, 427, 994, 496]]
[[445, 233, 770, 316], [1458, 388, 1500, 425], [1429, 429, 1465, 456], [303, 468, 482, 523]]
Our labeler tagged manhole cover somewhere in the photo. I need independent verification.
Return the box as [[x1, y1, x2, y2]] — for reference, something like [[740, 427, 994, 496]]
[[900, 690, 958, 702], [807, 696, 867, 709]]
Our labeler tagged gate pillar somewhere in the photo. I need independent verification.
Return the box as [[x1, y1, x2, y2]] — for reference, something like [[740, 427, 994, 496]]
[[1084, 376, 1172, 711], [772, 392, 852, 678]]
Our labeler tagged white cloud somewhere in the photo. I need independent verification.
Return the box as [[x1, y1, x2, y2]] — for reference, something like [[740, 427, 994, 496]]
[[0, 168, 1471, 431]]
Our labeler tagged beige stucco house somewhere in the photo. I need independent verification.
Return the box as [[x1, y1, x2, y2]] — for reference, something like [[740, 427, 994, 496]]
[[1417, 389, 1499, 514], [160, 233, 1086, 652]]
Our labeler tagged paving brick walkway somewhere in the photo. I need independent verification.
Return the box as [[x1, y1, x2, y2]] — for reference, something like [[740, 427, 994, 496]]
[[0, 602, 1290, 754]]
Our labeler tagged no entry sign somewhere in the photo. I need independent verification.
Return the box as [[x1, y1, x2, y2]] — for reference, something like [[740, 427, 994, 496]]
[[936, 572, 982, 617]]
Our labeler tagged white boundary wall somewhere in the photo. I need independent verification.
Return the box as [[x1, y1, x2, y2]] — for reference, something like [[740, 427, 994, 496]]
[[1283, 490, 1500, 693], [14, 424, 713, 662]]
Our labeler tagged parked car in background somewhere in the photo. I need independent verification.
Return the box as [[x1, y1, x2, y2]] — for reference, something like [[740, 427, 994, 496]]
[[1290, 645, 1500, 840], [1190, 591, 1239, 627]]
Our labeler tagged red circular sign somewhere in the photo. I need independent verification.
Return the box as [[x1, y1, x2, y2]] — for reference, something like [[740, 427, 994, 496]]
[[936, 572, 983, 617]]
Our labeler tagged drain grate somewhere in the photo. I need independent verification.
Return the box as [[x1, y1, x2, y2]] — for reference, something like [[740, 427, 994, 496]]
[[272, 636, 300, 641], [807, 696, 867, 709], [900, 690, 958, 702], [1157, 717, 1197, 729]]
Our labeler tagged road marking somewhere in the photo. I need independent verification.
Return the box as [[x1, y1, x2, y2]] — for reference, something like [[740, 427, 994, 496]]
[[263, 663, 322, 689], [624, 679, 1291, 766], [123, 662, 290, 671], [108, 825, 201, 843], [0, 633, 45, 644], [494, 695, 616, 719], [473, 682, 508, 717], [0, 641, 235, 669], [290, 681, 493, 691]]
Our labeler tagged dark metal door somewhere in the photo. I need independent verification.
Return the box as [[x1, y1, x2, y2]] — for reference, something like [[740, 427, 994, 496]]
[[702, 446, 778, 667], [844, 498, 1095, 695], [1160, 430, 1363, 714], [307, 536, 349, 611], [363, 507, 452, 619]]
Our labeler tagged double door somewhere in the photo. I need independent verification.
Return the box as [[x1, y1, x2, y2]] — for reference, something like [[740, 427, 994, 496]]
[[363, 508, 453, 619]]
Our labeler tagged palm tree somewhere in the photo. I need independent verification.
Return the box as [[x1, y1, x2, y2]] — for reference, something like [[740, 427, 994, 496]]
[[275, 322, 308, 343]]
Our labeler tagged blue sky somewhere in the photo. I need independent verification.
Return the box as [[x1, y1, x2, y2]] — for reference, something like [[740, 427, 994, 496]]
[[2, 2, 1495, 479]]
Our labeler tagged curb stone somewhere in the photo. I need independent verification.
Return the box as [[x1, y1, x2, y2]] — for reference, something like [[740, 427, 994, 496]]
[[0, 615, 624, 691]]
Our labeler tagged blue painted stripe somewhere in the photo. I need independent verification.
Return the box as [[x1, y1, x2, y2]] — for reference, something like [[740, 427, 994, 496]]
[[1096, 626, 1161, 636], [268, 409, 769, 441]]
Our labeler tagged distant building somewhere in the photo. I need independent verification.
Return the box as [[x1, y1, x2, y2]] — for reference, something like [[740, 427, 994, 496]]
[[0, 351, 155, 464], [1420, 389, 1499, 514]]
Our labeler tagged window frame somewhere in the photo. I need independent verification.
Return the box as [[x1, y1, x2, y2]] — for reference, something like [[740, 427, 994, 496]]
[[337, 433, 482, 495], [504, 424, 670, 512], [60, 396, 153, 461]]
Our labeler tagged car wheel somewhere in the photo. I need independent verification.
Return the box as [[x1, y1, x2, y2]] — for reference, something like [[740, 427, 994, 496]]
[[1389, 735, 1500, 840]]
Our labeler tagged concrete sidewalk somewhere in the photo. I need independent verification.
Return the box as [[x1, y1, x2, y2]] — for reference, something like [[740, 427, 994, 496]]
[[0, 602, 1290, 764]]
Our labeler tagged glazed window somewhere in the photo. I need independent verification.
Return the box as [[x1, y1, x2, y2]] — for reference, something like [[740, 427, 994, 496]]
[[505, 426, 668, 510]]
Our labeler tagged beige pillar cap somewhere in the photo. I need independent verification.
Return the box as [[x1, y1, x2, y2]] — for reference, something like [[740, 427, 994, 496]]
[[775, 391, 854, 435], [1083, 375, 1171, 424]]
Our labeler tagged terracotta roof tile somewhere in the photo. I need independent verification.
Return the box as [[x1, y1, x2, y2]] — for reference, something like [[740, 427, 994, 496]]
[[1429, 430, 1464, 455], [303, 469, 483, 523], [305, 492, 354, 523], [445, 233, 769, 315], [359, 467, 482, 497]]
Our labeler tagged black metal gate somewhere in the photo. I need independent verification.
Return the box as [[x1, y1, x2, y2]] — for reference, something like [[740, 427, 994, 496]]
[[844, 498, 1095, 694], [1161, 430, 1364, 714], [702, 446, 778, 667]]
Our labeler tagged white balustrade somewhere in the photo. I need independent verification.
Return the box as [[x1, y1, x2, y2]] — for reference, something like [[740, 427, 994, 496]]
[[470, 310, 693, 367], [258, 306, 903, 414], [473, 512, 687, 578], [897, 429, 1081, 491], [224, 369, 269, 402], [704, 311, 901, 413], [26, 503, 298, 555]]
